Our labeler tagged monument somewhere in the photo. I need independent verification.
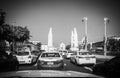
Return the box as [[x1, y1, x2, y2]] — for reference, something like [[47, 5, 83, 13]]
[[70, 27, 79, 51], [47, 27, 54, 51]]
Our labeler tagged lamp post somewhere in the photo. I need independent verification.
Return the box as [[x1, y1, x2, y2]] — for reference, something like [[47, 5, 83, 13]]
[[104, 17, 110, 56], [82, 17, 88, 50]]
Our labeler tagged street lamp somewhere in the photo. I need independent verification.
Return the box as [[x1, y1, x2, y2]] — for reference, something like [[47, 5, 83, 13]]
[[104, 17, 110, 56], [82, 17, 88, 50]]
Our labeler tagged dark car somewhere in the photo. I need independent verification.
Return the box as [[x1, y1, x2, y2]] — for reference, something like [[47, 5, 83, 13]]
[[36, 52, 65, 70], [0, 52, 19, 72], [92, 55, 120, 78]]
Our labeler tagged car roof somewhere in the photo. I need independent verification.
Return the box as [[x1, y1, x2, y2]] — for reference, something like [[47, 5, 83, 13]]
[[42, 51, 60, 54]]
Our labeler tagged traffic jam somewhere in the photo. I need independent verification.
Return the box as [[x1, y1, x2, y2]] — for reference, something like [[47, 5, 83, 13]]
[[15, 48, 96, 70]]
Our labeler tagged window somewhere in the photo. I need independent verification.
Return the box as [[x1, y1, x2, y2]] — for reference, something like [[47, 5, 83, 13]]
[[17, 51, 29, 56], [41, 53, 60, 57]]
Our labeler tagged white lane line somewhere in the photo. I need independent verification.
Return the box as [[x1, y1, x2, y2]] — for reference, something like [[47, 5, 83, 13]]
[[84, 66, 93, 71]]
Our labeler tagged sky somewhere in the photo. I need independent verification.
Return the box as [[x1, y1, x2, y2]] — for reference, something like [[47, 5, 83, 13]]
[[0, 0, 120, 47]]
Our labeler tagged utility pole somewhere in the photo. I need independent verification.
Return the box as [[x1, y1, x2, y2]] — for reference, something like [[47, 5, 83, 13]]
[[82, 17, 88, 51], [104, 17, 110, 56]]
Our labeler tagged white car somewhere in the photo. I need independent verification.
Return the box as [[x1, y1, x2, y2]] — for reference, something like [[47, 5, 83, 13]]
[[59, 50, 68, 56], [16, 51, 33, 64], [70, 50, 96, 65], [65, 51, 76, 59], [37, 52, 65, 70]]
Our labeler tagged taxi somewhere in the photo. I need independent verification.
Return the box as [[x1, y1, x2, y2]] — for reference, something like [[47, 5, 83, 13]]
[[16, 51, 32, 64], [37, 51, 65, 70], [70, 50, 96, 65]]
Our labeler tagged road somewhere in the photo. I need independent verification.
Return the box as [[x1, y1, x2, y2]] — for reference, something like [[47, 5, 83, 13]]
[[18, 58, 100, 74]]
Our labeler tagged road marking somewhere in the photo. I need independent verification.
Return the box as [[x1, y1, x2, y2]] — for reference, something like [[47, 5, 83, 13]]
[[84, 66, 93, 71]]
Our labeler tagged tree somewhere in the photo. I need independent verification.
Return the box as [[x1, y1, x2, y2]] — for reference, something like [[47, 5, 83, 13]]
[[0, 9, 6, 25], [0, 9, 31, 53], [36, 42, 41, 50], [66, 44, 71, 50], [13, 26, 30, 42], [0, 9, 6, 40]]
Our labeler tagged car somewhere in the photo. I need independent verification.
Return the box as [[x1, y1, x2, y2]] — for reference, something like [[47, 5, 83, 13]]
[[36, 52, 65, 70], [62, 50, 68, 56], [65, 51, 75, 59], [16, 51, 33, 64], [0, 52, 19, 72], [59, 50, 68, 56], [70, 50, 96, 65], [92, 55, 120, 77], [31, 50, 41, 63]]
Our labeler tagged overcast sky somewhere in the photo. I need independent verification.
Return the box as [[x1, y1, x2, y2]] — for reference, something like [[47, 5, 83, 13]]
[[0, 0, 120, 47]]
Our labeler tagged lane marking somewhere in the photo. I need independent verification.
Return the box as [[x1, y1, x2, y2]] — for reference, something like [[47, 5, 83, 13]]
[[84, 66, 93, 71]]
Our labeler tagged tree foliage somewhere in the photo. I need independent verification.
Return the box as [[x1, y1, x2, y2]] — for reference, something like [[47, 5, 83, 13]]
[[13, 26, 30, 42], [0, 9, 6, 25], [0, 10, 30, 42], [66, 44, 71, 50], [36, 42, 41, 50], [0, 9, 31, 53]]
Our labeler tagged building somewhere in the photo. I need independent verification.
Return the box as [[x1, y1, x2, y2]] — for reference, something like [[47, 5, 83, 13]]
[[59, 43, 66, 50]]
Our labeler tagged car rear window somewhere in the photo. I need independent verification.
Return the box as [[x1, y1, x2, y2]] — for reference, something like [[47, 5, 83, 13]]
[[17, 52, 29, 56], [68, 51, 75, 53], [41, 53, 60, 57], [79, 52, 92, 55]]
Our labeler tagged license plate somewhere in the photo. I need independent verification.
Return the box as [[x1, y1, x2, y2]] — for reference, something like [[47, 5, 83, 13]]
[[47, 62, 53, 65]]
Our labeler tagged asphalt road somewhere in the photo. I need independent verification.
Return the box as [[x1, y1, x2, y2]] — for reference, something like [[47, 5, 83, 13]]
[[18, 58, 101, 74]]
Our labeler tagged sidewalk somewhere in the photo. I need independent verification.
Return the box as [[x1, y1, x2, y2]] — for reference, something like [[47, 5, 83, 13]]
[[95, 54, 115, 60]]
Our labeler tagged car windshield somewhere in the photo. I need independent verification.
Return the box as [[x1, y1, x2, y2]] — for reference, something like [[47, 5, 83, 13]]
[[31, 51, 39, 55], [17, 52, 29, 56], [41, 53, 60, 57]]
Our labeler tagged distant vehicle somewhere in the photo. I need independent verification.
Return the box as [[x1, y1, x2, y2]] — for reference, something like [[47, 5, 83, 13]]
[[37, 52, 65, 70], [16, 51, 33, 64], [62, 50, 68, 56], [92, 55, 120, 77], [70, 50, 96, 65], [0, 52, 19, 72], [65, 51, 75, 59], [59, 50, 68, 56], [31, 50, 41, 63]]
